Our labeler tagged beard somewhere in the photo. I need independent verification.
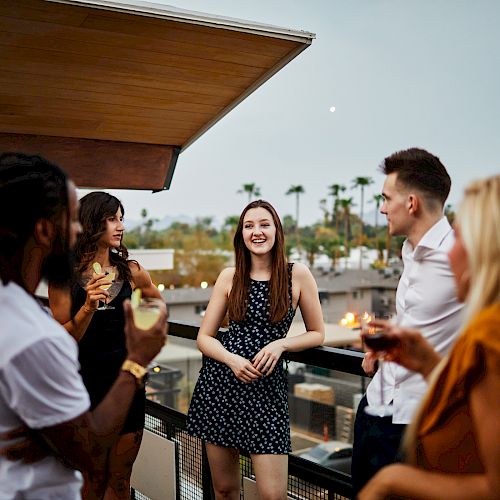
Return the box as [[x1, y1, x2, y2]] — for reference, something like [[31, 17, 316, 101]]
[[41, 243, 76, 288]]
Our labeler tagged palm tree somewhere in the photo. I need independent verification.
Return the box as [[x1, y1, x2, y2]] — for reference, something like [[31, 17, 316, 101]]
[[351, 176, 374, 268], [328, 184, 346, 232], [338, 197, 354, 269], [319, 198, 329, 227], [220, 215, 240, 249], [286, 185, 305, 230], [237, 183, 261, 203], [286, 185, 305, 255], [370, 194, 384, 260]]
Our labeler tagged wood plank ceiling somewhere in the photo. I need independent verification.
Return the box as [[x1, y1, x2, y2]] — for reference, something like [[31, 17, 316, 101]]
[[0, 0, 313, 189]]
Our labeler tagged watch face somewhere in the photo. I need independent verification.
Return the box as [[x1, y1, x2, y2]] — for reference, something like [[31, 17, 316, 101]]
[[122, 360, 147, 387]]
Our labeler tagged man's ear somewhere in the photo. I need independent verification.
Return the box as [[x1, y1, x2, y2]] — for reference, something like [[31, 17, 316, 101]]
[[407, 193, 419, 215], [34, 219, 56, 248]]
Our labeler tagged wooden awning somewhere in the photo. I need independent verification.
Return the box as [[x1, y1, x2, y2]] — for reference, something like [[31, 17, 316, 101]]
[[0, 0, 314, 190]]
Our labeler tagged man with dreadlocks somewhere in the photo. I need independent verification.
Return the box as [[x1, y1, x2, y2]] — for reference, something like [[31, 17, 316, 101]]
[[0, 153, 167, 498]]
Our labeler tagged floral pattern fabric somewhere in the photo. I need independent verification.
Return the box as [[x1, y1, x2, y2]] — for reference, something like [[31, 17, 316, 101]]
[[186, 265, 295, 454]]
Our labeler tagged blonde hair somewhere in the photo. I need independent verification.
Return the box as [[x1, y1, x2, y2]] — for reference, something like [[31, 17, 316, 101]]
[[457, 175, 500, 324], [403, 174, 500, 463]]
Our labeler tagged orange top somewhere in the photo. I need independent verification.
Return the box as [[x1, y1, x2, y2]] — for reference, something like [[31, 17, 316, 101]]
[[414, 302, 500, 473]]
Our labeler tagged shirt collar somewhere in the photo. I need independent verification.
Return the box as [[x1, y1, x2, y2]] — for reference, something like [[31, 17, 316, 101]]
[[402, 217, 452, 259]]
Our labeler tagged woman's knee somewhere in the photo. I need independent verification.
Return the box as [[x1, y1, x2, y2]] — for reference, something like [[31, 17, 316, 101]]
[[212, 482, 240, 500]]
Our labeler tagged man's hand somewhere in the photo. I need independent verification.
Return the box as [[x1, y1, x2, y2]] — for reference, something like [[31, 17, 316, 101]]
[[362, 351, 379, 376], [124, 298, 168, 367], [0, 426, 48, 464]]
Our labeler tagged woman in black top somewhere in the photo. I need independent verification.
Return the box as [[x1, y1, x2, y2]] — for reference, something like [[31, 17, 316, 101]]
[[187, 200, 324, 500], [49, 192, 161, 499]]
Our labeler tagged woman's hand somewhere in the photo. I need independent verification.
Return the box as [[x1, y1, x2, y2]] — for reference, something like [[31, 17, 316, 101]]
[[358, 464, 402, 500], [369, 320, 442, 378], [227, 354, 262, 383], [252, 339, 285, 376], [83, 273, 110, 312]]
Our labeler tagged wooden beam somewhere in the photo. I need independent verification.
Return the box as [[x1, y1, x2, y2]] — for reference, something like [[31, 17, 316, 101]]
[[0, 133, 179, 190]]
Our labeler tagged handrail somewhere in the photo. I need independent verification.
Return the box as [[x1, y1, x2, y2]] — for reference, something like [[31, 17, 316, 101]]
[[144, 398, 354, 499], [168, 320, 366, 376]]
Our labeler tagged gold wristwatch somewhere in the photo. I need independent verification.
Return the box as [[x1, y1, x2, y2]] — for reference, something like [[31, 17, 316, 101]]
[[121, 360, 147, 388]]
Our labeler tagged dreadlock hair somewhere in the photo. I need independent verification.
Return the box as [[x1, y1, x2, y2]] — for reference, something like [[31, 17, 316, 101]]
[[0, 152, 69, 286], [228, 200, 289, 324]]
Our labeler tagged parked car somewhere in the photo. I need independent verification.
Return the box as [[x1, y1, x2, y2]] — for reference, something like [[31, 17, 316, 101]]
[[296, 440, 352, 475]]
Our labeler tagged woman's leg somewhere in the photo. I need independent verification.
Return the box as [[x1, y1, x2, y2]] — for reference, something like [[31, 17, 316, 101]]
[[205, 443, 240, 500], [104, 430, 143, 499], [251, 454, 288, 500]]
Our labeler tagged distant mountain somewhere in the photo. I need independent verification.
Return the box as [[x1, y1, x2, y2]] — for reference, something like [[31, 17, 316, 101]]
[[125, 214, 224, 230], [125, 211, 384, 230]]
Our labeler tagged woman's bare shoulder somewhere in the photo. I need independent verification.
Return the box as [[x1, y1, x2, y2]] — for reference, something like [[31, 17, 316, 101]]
[[291, 262, 312, 279], [218, 267, 236, 284]]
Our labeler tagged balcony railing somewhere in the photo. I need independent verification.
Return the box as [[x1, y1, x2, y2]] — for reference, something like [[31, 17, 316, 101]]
[[132, 321, 367, 500]]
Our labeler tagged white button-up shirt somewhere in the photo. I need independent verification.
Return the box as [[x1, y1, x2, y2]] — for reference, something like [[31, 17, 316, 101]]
[[366, 217, 463, 424]]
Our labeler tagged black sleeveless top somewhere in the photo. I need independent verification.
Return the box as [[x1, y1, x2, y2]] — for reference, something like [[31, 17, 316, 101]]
[[186, 263, 296, 454], [71, 278, 145, 433]]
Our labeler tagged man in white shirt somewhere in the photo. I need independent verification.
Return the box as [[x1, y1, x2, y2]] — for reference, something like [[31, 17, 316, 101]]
[[351, 148, 463, 494], [0, 153, 168, 498]]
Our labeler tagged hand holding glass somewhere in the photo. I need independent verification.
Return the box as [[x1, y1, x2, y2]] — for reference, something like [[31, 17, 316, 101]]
[[133, 297, 163, 330], [96, 272, 116, 310], [361, 316, 398, 417]]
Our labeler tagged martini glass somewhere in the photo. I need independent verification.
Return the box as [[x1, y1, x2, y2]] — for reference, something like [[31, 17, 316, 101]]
[[96, 269, 117, 310]]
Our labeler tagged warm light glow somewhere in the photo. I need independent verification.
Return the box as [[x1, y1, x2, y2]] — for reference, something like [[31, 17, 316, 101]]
[[169, 284, 175, 290], [338, 311, 375, 328], [339, 311, 356, 327], [200, 281, 208, 289], [153, 366, 161, 373], [157, 283, 165, 292], [361, 311, 372, 323]]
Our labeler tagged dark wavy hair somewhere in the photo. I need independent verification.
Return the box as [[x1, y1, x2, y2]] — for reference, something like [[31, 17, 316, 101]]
[[380, 147, 451, 209], [0, 152, 69, 285], [75, 192, 134, 283], [228, 200, 289, 324]]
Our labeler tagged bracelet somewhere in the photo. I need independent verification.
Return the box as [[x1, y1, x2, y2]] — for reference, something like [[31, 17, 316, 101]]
[[121, 360, 147, 388]]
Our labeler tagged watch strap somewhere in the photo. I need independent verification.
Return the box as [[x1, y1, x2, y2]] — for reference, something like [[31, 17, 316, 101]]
[[121, 359, 147, 388]]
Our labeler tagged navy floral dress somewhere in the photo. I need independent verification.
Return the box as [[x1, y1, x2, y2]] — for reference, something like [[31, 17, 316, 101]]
[[186, 264, 296, 454]]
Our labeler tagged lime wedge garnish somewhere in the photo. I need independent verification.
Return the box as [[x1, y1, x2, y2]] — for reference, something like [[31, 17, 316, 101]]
[[131, 288, 142, 309], [92, 262, 102, 274]]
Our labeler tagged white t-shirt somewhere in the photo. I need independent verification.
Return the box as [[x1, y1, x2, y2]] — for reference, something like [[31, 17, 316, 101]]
[[0, 280, 90, 499], [366, 217, 464, 424]]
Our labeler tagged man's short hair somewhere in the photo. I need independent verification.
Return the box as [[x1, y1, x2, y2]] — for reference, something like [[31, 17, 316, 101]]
[[380, 148, 451, 208]]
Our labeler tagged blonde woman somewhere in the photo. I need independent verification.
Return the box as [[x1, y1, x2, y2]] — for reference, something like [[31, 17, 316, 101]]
[[359, 175, 500, 499]]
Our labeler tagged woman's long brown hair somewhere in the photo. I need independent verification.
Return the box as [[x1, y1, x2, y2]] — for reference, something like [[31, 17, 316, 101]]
[[75, 192, 135, 283], [228, 200, 289, 324]]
